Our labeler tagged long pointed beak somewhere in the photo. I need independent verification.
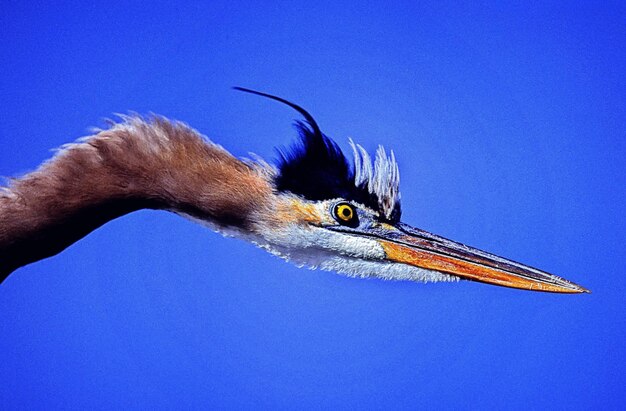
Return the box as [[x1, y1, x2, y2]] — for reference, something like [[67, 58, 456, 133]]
[[369, 223, 589, 293]]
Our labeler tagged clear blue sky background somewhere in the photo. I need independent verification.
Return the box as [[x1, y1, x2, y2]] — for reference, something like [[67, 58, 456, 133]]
[[1, 1, 624, 409]]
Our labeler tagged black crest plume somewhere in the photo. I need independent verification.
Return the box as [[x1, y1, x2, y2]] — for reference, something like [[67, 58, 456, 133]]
[[233, 87, 401, 222]]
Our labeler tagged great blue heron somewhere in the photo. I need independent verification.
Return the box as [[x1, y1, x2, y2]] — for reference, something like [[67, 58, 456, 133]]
[[0, 88, 589, 293]]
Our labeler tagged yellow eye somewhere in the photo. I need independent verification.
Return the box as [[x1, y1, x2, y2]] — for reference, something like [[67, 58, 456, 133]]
[[333, 202, 356, 224]]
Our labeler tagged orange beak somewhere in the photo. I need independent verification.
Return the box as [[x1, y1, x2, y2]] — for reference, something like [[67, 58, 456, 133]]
[[336, 222, 589, 293], [381, 223, 589, 293]]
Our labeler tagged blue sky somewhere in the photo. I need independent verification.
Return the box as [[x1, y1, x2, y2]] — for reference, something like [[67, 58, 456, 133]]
[[1, 1, 624, 409]]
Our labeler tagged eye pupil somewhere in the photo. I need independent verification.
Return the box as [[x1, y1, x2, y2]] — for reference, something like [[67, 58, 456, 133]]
[[333, 203, 357, 225]]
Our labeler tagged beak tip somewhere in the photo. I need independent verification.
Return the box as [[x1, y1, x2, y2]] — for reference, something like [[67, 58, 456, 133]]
[[551, 278, 590, 294], [562, 282, 590, 294]]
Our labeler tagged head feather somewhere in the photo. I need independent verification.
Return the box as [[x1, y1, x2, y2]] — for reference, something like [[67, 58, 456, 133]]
[[235, 87, 402, 222]]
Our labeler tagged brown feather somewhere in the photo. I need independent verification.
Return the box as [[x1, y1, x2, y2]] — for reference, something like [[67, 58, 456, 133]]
[[0, 116, 274, 281]]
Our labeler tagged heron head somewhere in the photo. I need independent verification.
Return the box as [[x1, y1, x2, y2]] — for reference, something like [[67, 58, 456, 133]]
[[237, 87, 589, 293]]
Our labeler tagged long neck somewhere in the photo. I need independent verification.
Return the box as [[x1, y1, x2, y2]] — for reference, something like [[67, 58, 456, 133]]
[[0, 117, 273, 281]]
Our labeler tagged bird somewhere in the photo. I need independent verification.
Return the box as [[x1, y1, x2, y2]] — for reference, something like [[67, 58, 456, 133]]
[[0, 87, 589, 293]]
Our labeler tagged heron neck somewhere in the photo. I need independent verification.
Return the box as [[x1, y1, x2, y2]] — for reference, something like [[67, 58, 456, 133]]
[[0, 117, 272, 281]]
